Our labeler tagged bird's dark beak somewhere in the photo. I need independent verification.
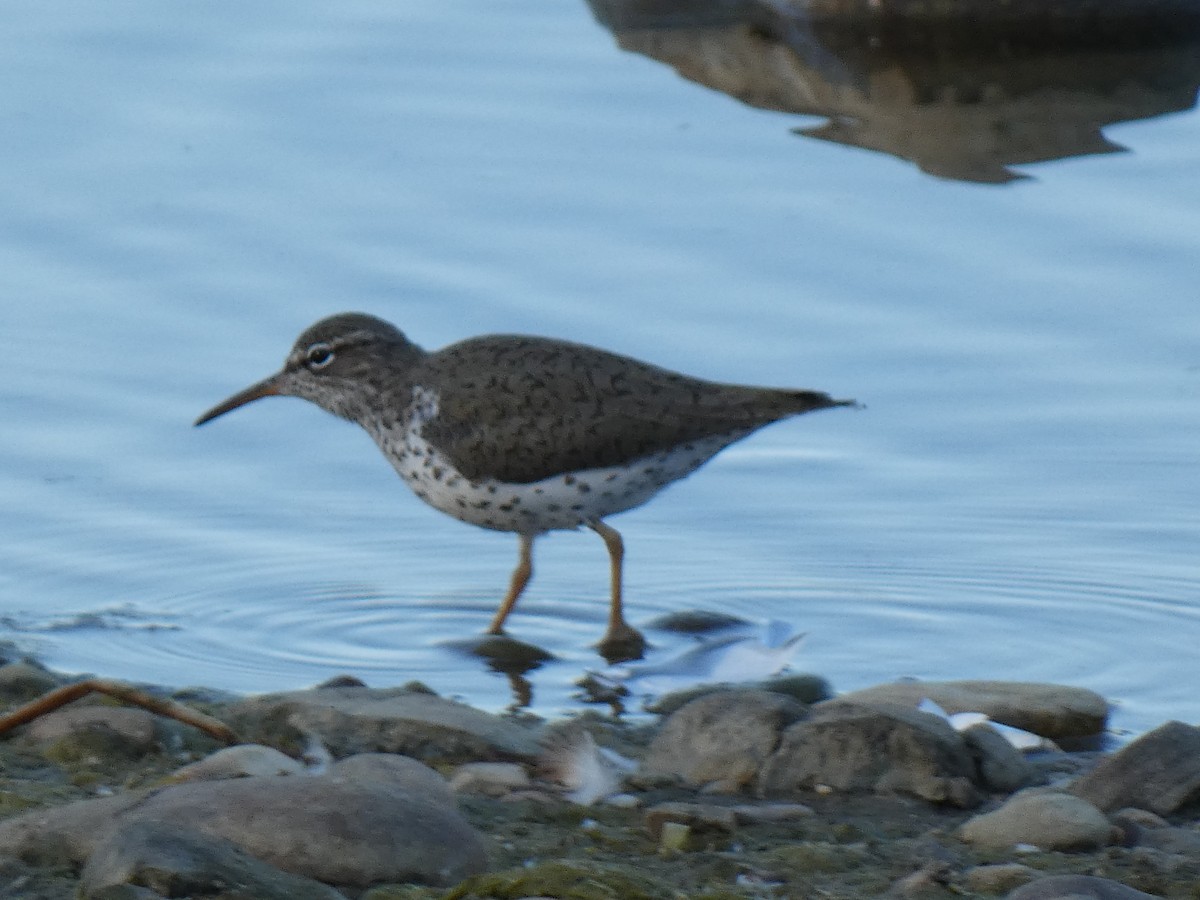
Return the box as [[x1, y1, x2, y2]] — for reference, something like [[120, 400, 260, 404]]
[[194, 373, 284, 426]]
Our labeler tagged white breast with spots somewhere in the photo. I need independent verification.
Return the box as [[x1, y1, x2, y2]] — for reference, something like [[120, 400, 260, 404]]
[[373, 387, 742, 535]]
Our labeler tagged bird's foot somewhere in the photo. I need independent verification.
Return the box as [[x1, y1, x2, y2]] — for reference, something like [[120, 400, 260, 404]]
[[596, 622, 647, 664]]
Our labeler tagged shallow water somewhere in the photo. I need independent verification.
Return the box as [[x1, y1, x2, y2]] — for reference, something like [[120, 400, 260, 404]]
[[2, 1, 1198, 736]]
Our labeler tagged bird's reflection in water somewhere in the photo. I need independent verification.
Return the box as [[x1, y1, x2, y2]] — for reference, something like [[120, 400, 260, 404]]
[[445, 633, 556, 711], [447, 610, 819, 713], [447, 627, 655, 711]]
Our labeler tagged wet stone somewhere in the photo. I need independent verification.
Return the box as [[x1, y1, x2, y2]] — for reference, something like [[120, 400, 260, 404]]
[[1070, 719, 1200, 815], [729, 801, 815, 823], [3, 660, 1199, 899], [645, 673, 833, 716], [1109, 806, 1200, 856], [0, 771, 486, 887], [0, 660, 64, 701], [642, 610, 751, 634], [229, 684, 542, 762], [640, 689, 807, 792], [962, 861, 1038, 894], [1006, 873, 1162, 899], [836, 680, 1108, 739], [25, 706, 160, 761], [760, 673, 835, 705], [962, 721, 1037, 793], [330, 752, 455, 806], [0, 793, 146, 868], [889, 861, 955, 898], [314, 674, 368, 689], [170, 744, 305, 781], [450, 761, 531, 796], [959, 790, 1113, 851], [79, 820, 341, 900], [0, 853, 82, 899], [756, 701, 981, 807]]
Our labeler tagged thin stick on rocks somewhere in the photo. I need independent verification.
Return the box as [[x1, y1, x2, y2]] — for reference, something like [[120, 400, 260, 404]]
[[0, 678, 239, 744]]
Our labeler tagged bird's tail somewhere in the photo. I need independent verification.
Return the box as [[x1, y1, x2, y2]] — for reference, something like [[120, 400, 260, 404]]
[[784, 390, 861, 416]]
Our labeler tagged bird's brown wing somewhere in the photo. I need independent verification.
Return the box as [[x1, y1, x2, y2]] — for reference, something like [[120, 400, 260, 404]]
[[417, 335, 848, 485]]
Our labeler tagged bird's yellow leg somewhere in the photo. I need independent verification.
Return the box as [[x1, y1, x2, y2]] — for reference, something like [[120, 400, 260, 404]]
[[487, 533, 534, 634], [588, 520, 642, 649]]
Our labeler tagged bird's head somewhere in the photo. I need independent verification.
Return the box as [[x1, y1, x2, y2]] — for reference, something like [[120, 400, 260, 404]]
[[194, 312, 424, 426]]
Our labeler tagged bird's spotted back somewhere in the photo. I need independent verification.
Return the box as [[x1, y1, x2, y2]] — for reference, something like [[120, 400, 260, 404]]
[[411, 334, 846, 485]]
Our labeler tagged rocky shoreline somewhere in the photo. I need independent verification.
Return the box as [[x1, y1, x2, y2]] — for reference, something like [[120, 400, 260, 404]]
[[0, 656, 1197, 899]]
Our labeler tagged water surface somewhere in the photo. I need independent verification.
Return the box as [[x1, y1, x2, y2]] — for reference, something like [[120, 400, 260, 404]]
[[2, 1, 1198, 736]]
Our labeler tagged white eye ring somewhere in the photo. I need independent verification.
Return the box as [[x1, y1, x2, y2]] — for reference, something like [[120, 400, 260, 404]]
[[305, 342, 335, 369]]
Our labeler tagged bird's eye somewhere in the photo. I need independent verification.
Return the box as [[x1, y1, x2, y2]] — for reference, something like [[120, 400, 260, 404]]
[[305, 342, 335, 369]]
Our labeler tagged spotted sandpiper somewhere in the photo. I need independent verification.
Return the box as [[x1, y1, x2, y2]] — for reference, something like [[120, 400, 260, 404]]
[[195, 313, 855, 658]]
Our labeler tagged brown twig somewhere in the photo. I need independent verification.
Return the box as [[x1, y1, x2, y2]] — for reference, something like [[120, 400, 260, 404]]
[[0, 678, 239, 744]]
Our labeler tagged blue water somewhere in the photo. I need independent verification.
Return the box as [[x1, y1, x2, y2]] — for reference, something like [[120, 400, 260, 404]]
[[2, 1, 1198, 736]]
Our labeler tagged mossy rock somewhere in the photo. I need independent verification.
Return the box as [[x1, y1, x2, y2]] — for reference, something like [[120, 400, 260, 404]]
[[359, 887, 441, 900], [767, 840, 872, 875], [445, 860, 674, 900]]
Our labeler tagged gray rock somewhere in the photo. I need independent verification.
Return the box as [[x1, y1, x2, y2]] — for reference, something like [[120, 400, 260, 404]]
[[140, 777, 485, 886], [1109, 807, 1200, 854], [963, 721, 1037, 793], [231, 684, 541, 762], [964, 862, 1037, 894], [171, 744, 306, 781], [25, 706, 160, 758], [330, 752, 455, 806], [80, 820, 341, 900], [0, 772, 486, 887], [450, 761, 531, 796], [890, 862, 955, 897], [756, 701, 981, 807], [0, 794, 145, 867], [959, 790, 1113, 851], [1111, 807, 1169, 829], [1006, 873, 1161, 899], [0, 660, 63, 701], [728, 802, 814, 823], [762, 673, 835, 705], [641, 689, 807, 791], [835, 681, 1104, 739], [1070, 720, 1200, 814], [1132, 823, 1200, 855], [836, 680, 1107, 739], [646, 673, 832, 715]]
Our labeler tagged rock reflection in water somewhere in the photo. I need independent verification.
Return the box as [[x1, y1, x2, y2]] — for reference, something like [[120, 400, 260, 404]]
[[587, 0, 1200, 182]]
